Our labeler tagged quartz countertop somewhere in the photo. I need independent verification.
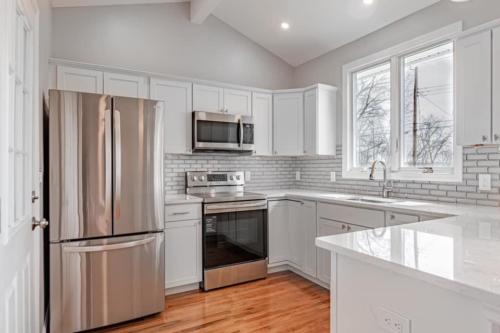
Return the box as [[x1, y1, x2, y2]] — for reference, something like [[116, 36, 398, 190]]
[[165, 194, 203, 205], [259, 189, 500, 305]]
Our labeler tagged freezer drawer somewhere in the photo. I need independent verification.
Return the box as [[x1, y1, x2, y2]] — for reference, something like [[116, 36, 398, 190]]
[[50, 233, 165, 333]]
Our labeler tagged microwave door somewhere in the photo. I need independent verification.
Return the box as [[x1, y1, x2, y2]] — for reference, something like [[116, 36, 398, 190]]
[[193, 111, 241, 151]]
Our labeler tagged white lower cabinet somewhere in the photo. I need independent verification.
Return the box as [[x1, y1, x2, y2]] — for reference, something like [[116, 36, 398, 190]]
[[298, 200, 317, 277], [268, 200, 290, 264], [164, 219, 202, 289]]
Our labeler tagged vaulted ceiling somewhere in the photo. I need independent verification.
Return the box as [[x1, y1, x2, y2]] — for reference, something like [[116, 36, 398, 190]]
[[51, 0, 441, 66]]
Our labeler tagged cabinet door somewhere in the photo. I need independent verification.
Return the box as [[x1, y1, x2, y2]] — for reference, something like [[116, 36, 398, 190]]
[[304, 89, 317, 155], [224, 88, 252, 116], [301, 200, 317, 277], [268, 200, 289, 264], [103, 72, 148, 98], [252, 92, 273, 155], [386, 211, 419, 227], [193, 84, 224, 112], [317, 218, 345, 285], [56, 66, 103, 93], [273, 92, 304, 155], [164, 220, 202, 288], [150, 78, 193, 154], [288, 201, 304, 268], [493, 27, 500, 144], [457, 30, 492, 145]]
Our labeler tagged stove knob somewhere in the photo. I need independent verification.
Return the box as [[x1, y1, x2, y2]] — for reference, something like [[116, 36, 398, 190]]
[[200, 176, 206, 182], [236, 175, 241, 180], [229, 175, 234, 181], [192, 176, 198, 182]]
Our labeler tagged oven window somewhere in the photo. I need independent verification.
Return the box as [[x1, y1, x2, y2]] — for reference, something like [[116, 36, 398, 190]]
[[204, 210, 267, 269], [197, 120, 239, 143]]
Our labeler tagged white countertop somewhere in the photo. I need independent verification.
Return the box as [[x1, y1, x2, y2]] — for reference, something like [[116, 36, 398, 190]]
[[260, 189, 500, 306], [165, 194, 203, 205]]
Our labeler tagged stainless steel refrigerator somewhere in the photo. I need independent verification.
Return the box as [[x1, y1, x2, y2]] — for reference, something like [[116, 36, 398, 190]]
[[48, 90, 165, 333]]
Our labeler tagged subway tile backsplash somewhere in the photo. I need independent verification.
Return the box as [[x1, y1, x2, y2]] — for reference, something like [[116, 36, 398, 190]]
[[165, 145, 500, 207]]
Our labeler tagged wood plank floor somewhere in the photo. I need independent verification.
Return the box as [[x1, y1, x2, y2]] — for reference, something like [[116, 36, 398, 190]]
[[98, 271, 330, 333]]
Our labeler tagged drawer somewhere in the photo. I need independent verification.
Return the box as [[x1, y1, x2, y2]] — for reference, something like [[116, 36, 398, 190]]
[[317, 202, 385, 229], [386, 211, 419, 226], [165, 203, 202, 222]]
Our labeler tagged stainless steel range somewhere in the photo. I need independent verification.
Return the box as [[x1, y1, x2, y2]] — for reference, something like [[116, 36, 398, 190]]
[[186, 171, 268, 291]]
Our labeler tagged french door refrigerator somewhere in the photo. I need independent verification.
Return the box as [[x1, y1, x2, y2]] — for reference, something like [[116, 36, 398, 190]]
[[48, 90, 165, 333]]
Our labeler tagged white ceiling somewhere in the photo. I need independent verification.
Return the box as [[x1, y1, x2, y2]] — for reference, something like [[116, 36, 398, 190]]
[[51, 0, 441, 67], [212, 0, 441, 66]]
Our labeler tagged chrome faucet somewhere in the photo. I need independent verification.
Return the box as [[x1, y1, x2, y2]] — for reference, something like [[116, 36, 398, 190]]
[[369, 160, 393, 198]]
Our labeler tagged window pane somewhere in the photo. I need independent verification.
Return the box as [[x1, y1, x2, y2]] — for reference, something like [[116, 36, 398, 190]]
[[402, 43, 454, 168], [352, 63, 391, 168]]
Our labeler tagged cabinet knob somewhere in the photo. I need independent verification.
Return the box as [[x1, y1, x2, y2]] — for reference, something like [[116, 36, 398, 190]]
[[482, 135, 488, 142], [347, 225, 351, 231], [390, 214, 395, 220], [341, 224, 346, 230], [495, 134, 499, 142]]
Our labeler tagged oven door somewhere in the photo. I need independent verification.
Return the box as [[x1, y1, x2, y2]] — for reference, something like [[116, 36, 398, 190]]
[[193, 111, 254, 151], [203, 200, 267, 270]]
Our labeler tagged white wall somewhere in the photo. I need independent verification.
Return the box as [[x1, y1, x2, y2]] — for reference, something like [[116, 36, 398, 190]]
[[292, 0, 500, 142], [51, 2, 293, 89]]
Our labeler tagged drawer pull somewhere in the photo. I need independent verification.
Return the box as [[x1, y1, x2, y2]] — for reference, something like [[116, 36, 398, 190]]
[[172, 211, 190, 215]]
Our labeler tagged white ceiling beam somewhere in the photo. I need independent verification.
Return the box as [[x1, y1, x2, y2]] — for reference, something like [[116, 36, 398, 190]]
[[190, 0, 222, 24]]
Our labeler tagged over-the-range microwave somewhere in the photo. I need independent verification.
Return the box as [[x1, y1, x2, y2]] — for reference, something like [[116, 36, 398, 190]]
[[192, 111, 255, 152]]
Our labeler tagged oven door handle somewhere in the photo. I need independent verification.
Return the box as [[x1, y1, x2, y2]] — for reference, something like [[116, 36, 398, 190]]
[[204, 200, 268, 214]]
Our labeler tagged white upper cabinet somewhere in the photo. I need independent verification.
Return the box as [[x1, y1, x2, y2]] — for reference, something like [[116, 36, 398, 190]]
[[103, 72, 148, 98], [56, 66, 103, 94], [457, 30, 493, 145], [224, 88, 252, 116], [252, 92, 273, 155], [192, 84, 224, 113], [493, 26, 500, 143], [273, 92, 304, 156], [150, 78, 193, 154], [304, 85, 337, 155]]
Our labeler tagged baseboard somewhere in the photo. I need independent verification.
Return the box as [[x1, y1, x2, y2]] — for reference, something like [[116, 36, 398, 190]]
[[268, 263, 330, 290], [165, 283, 200, 296]]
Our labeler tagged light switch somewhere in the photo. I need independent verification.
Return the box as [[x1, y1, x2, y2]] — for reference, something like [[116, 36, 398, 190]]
[[330, 172, 336, 182], [479, 174, 491, 191], [296, 171, 301, 181]]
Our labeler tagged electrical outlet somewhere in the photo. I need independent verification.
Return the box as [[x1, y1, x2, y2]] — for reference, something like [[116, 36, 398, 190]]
[[330, 172, 336, 182], [375, 307, 411, 333], [479, 174, 491, 191], [245, 171, 251, 182], [296, 171, 301, 181]]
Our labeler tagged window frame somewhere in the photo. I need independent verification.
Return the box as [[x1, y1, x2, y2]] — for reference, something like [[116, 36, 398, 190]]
[[343, 22, 463, 182]]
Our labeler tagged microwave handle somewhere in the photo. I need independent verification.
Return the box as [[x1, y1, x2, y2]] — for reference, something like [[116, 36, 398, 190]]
[[238, 118, 243, 147]]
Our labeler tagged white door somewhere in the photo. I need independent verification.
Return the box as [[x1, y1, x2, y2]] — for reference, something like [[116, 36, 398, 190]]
[[56, 65, 103, 94], [164, 220, 202, 288], [317, 218, 345, 285], [268, 200, 289, 264], [192, 84, 224, 113], [224, 88, 252, 116], [301, 200, 317, 277], [150, 78, 193, 154], [252, 92, 273, 156], [288, 201, 304, 268], [103, 72, 148, 98], [273, 92, 304, 155], [456, 30, 492, 145], [0, 1, 43, 332], [493, 27, 500, 144], [304, 89, 317, 155]]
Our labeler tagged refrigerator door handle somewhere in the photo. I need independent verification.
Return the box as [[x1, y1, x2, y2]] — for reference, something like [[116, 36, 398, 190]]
[[104, 108, 112, 225], [114, 109, 122, 222], [63, 236, 156, 253]]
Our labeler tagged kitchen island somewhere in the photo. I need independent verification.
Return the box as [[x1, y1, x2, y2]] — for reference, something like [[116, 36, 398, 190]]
[[316, 203, 500, 333]]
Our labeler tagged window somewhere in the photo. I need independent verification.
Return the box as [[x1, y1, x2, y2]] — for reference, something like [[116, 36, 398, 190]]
[[343, 23, 462, 182]]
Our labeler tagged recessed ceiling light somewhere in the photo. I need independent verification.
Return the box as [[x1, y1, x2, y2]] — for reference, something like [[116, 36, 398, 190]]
[[363, 0, 374, 5], [281, 22, 290, 31]]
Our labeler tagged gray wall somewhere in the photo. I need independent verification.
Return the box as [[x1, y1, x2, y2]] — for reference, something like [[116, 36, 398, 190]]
[[292, 0, 500, 143], [51, 2, 293, 89]]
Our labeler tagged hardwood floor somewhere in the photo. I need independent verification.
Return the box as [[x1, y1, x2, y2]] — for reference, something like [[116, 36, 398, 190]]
[[98, 271, 330, 333]]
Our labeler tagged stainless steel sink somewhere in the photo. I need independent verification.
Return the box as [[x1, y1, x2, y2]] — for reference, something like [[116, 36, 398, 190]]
[[346, 197, 400, 204]]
